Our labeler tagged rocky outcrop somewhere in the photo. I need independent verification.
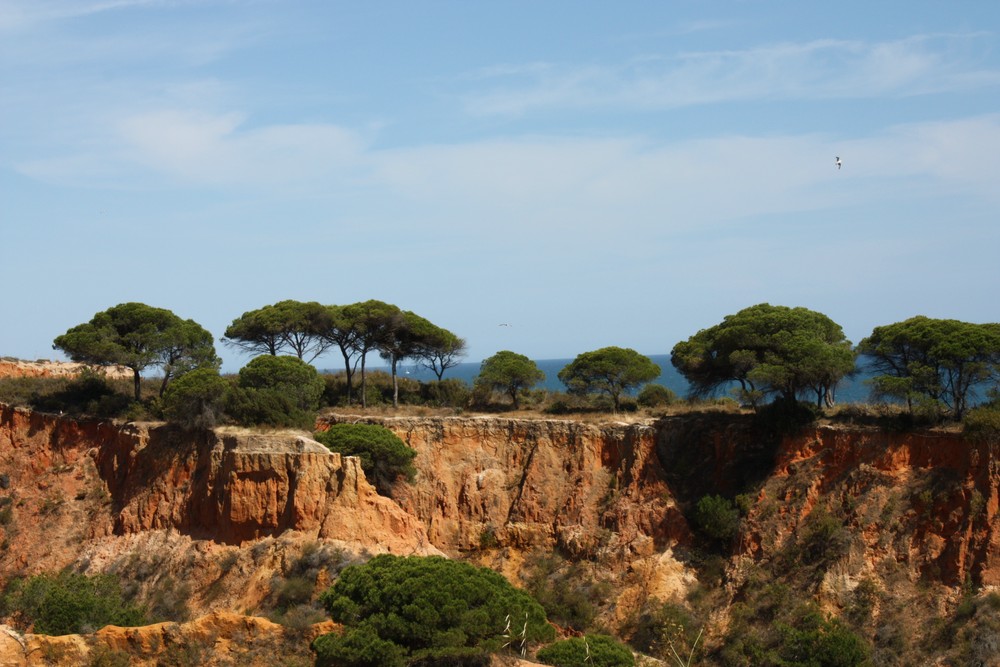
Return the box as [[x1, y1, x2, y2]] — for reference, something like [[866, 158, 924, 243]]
[[0, 612, 330, 666], [92, 424, 433, 550], [0, 405, 433, 554], [0, 359, 130, 380], [3, 402, 1000, 664], [748, 425, 1000, 587], [320, 414, 1000, 590], [318, 415, 692, 562]]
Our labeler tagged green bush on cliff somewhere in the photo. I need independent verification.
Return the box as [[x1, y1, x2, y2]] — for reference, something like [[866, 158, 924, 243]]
[[226, 355, 324, 428], [312, 555, 554, 667], [314, 423, 416, 496], [694, 494, 740, 544], [161, 367, 230, 429], [1, 572, 146, 635], [536, 634, 635, 667]]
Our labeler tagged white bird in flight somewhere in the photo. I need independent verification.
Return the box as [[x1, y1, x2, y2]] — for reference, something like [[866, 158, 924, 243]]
[[835, 156, 842, 170]]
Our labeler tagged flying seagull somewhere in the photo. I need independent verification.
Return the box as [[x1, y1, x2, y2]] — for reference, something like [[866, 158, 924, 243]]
[[835, 156, 842, 170], [498, 323, 512, 327]]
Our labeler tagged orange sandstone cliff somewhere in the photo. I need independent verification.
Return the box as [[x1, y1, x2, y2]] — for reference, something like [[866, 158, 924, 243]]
[[1, 404, 999, 664]]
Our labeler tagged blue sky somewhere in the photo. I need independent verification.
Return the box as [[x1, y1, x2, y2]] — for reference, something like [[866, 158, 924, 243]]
[[3, 0, 999, 372]]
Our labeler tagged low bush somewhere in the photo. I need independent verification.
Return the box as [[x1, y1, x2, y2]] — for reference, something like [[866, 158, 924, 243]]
[[421, 378, 471, 408], [1, 572, 146, 635], [694, 494, 740, 544], [161, 368, 229, 429], [30, 371, 134, 419], [536, 634, 634, 667], [637, 384, 677, 408], [226, 387, 315, 429], [313, 555, 553, 667], [314, 424, 416, 496], [238, 356, 324, 412], [963, 405, 1000, 441], [524, 556, 609, 633]]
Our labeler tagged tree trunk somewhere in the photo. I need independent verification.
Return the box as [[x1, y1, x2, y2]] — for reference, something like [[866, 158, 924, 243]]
[[132, 369, 142, 402], [391, 357, 399, 408], [339, 345, 354, 404], [360, 355, 368, 408], [159, 371, 171, 398]]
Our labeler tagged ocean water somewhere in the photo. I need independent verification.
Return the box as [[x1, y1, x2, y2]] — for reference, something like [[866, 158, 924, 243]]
[[379, 353, 879, 405]]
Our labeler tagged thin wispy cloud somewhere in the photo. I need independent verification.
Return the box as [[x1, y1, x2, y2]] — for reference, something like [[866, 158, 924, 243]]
[[462, 34, 1000, 116], [19, 102, 995, 234], [0, 0, 165, 30]]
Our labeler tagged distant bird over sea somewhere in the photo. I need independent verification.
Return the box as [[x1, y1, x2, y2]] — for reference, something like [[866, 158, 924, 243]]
[[498, 323, 512, 327], [835, 156, 842, 170]]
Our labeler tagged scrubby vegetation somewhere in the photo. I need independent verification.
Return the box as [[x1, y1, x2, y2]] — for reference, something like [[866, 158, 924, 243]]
[[0, 572, 146, 635], [312, 555, 554, 667], [536, 634, 635, 667], [314, 423, 417, 496]]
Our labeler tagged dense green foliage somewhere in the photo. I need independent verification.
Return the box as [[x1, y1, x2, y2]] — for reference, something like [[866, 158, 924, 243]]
[[314, 423, 417, 496], [671, 303, 854, 408], [28, 370, 133, 418], [223, 300, 464, 408], [858, 316, 1000, 419], [772, 612, 871, 667], [161, 367, 230, 429], [963, 395, 1000, 440], [313, 555, 553, 666], [53, 302, 219, 400], [694, 494, 741, 543], [237, 355, 324, 410], [226, 355, 324, 427], [557, 347, 661, 412], [222, 300, 333, 362], [1, 572, 145, 635], [343, 300, 406, 409], [536, 634, 635, 667], [637, 383, 677, 407], [475, 350, 545, 410]]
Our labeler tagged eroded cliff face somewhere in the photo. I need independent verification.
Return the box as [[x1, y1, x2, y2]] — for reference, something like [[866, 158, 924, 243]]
[[0, 404, 432, 552], [0, 404, 437, 622], [753, 426, 1000, 588], [317, 415, 691, 560], [319, 414, 1000, 618], [0, 611, 329, 667], [3, 403, 999, 664]]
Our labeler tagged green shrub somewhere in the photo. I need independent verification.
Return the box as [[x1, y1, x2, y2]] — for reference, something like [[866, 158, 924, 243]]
[[161, 368, 229, 429], [30, 371, 133, 419], [226, 387, 314, 429], [963, 406, 1000, 441], [776, 612, 870, 667], [421, 378, 471, 408], [313, 624, 407, 667], [637, 384, 677, 408], [628, 599, 701, 658], [312, 555, 553, 667], [224, 354, 324, 428], [314, 424, 417, 496], [694, 494, 740, 543], [1, 572, 145, 635], [797, 508, 849, 565], [238, 355, 324, 411], [524, 556, 609, 633], [536, 635, 634, 667]]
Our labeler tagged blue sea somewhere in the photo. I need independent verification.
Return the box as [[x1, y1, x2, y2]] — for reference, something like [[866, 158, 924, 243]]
[[373, 353, 880, 405]]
